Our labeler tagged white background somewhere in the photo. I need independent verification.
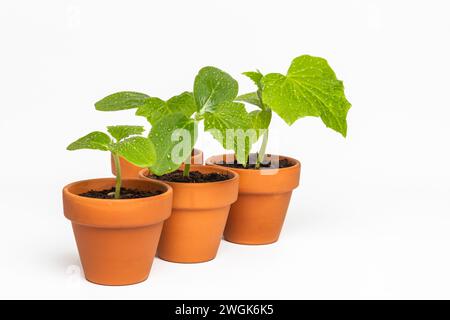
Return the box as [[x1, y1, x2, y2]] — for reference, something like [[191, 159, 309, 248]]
[[0, 0, 449, 299]]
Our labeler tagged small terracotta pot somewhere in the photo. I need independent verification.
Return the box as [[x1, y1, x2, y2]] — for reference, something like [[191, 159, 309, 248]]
[[62, 178, 172, 285], [111, 148, 204, 178], [139, 165, 239, 263], [206, 155, 300, 245]]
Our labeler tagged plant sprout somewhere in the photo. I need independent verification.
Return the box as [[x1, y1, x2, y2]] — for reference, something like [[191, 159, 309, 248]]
[[236, 54, 351, 168], [95, 67, 253, 176], [92, 55, 351, 175], [67, 125, 155, 198]]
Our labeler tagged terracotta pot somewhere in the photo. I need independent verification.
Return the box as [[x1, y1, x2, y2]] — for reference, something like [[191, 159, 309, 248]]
[[139, 165, 239, 263], [206, 155, 300, 245], [111, 148, 204, 178], [62, 178, 172, 285]]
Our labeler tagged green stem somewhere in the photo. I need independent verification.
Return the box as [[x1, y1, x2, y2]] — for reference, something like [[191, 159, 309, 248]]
[[183, 162, 191, 177], [256, 128, 269, 169], [255, 90, 270, 169], [113, 153, 121, 199]]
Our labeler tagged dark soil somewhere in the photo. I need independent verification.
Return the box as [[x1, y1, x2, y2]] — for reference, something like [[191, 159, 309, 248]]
[[148, 170, 231, 183], [79, 188, 163, 199], [218, 157, 294, 170]]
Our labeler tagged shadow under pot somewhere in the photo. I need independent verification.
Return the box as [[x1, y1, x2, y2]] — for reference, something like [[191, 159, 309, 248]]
[[62, 178, 172, 286], [139, 165, 239, 263], [111, 148, 204, 179], [206, 154, 300, 245]]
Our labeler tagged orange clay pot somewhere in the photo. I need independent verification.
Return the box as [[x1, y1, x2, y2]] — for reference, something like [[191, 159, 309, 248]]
[[206, 154, 300, 245], [62, 178, 172, 285], [111, 148, 203, 178], [139, 165, 239, 263]]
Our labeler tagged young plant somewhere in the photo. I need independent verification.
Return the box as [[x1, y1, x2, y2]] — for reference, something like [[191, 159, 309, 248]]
[[94, 67, 253, 176], [67, 125, 156, 198], [236, 55, 352, 168]]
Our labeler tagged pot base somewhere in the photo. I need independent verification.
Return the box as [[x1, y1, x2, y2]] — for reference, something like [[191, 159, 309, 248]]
[[72, 222, 163, 286], [157, 207, 230, 263], [223, 192, 293, 245], [223, 238, 278, 246], [85, 275, 149, 287], [157, 255, 217, 264]]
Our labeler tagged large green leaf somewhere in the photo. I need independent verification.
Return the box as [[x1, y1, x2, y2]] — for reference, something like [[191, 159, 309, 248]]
[[236, 92, 262, 108], [261, 55, 351, 137], [204, 101, 253, 165], [95, 91, 150, 111], [194, 66, 238, 113], [135, 92, 197, 125], [148, 113, 197, 175], [67, 131, 111, 151], [249, 109, 272, 140], [107, 125, 145, 142], [114, 136, 156, 168]]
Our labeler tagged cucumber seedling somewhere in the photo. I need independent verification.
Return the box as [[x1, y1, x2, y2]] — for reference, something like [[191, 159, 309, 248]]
[[67, 125, 156, 198], [236, 55, 352, 168], [95, 67, 253, 176]]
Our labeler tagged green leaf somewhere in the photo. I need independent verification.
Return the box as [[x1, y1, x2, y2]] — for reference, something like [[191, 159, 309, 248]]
[[243, 70, 263, 90], [95, 91, 150, 111], [135, 92, 197, 125], [236, 92, 263, 108], [67, 131, 111, 151], [249, 109, 272, 140], [204, 101, 253, 165], [166, 92, 197, 118], [261, 55, 351, 137], [107, 125, 145, 142], [114, 136, 156, 168], [135, 97, 167, 124], [194, 66, 238, 113], [148, 113, 197, 175]]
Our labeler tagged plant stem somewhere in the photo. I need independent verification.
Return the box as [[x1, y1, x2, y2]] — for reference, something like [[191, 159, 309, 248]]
[[256, 128, 269, 169], [183, 162, 191, 177], [113, 153, 121, 199], [254, 89, 270, 169]]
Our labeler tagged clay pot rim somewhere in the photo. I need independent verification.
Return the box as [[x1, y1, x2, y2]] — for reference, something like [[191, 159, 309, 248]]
[[63, 177, 173, 204], [139, 164, 239, 186], [205, 154, 301, 173]]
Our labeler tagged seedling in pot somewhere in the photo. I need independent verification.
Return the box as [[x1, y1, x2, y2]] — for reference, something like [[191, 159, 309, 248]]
[[67, 125, 155, 198], [236, 54, 351, 168], [90, 73, 244, 264], [94, 67, 253, 177]]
